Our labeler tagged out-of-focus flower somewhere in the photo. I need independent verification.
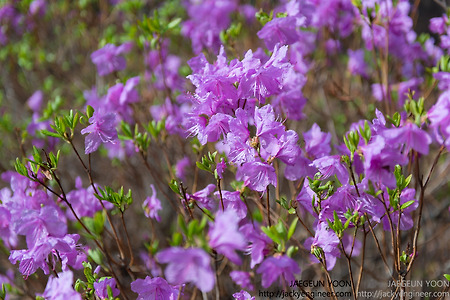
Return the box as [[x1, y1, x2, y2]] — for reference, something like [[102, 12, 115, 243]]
[[39, 270, 82, 300], [131, 276, 179, 300], [256, 255, 301, 288], [142, 184, 162, 222], [91, 42, 132, 76], [156, 247, 214, 292], [94, 277, 120, 299], [208, 210, 247, 265], [230, 271, 254, 291], [81, 110, 118, 154]]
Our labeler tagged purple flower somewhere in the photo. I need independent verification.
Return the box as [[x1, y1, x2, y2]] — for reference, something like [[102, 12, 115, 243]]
[[81, 110, 118, 154], [230, 271, 254, 291], [347, 49, 368, 78], [236, 161, 277, 192], [156, 247, 214, 292], [233, 290, 255, 300], [94, 277, 120, 299], [175, 156, 190, 180], [66, 177, 112, 220], [257, 255, 301, 288], [311, 155, 349, 185], [215, 158, 226, 179], [142, 184, 162, 222], [91, 42, 132, 76], [381, 122, 432, 155], [214, 190, 247, 219], [187, 184, 216, 211], [27, 90, 43, 112], [361, 136, 408, 189], [238, 46, 289, 103], [181, 0, 237, 54], [428, 91, 450, 148], [257, 17, 301, 50], [40, 270, 82, 300], [13, 206, 66, 248], [208, 210, 247, 265], [429, 16, 447, 35], [131, 276, 179, 300], [104, 76, 140, 122], [303, 123, 331, 158], [304, 222, 340, 271], [240, 223, 272, 268]]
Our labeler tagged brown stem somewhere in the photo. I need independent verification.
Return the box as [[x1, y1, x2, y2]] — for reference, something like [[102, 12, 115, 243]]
[[120, 211, 135, 268], [69, 140, 127, 261], [356, 226, 367, 294], [364, 213, 395, 281], [217, 178, 224, 211]]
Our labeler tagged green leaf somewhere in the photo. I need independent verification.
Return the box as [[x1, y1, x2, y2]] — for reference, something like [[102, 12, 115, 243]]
[[167, 17, 181, 29], [86, 105, 94, 119], [171, 232, 183, 246], [275, 221, 287, 240], [88, 249, 103, 265], [444, 274, 450, 281], [400, 200, 415, 210], [169, 179, 181, 195], [196, 161, 211, 172], [287, 218, 298, 240], [41, 129, 61, 138], [261, 226, 282, 245], [14, 158, 28, 177], [286, 245, 298, 258], [0, 284, 5, 300]]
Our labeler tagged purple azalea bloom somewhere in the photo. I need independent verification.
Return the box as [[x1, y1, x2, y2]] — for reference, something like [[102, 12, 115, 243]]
[[311, 155, 349, 185], [230, 271, 254, 291], [181, 0, 237, 54], [361, 136, 408, 189], [214, 190, 247, 219], [261, 130, 301, 166], [215, 158, 226, 179], [91, 42, 132, 76], [236, 161, 277, 192], [257, 255, 301, 288], [81, 110, 118, 154], [13, 205, 66, 248], [257, 16, 301, 50], [304, 222, 340, 271], [238, 46, 290, 103], [381, 188, 418, 231], [105, 76, 140, 122], [397, 77, 422, 107], [240, 223, 272, 268], [233, 290, 255, 300], [131, 276, 179, 300], [303, 123, 331, 158], [94, 277, 120, 299], [285, 153, 315, 181], [27, 90, 43, 112], [175, 156, 190, 180], [142, 184, 162, 222], [156, 247, 214, 292], [208, 210, 247, 265], [381, 122, 432, 155], [428, 91, 450, 148], [40, 270, 82, 300], [66, 177, 112, 220], [347, 49, 368, 78], [29, 0, 46, 16], [429, 16, 447, 35], [187, 184, 216, 211]]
